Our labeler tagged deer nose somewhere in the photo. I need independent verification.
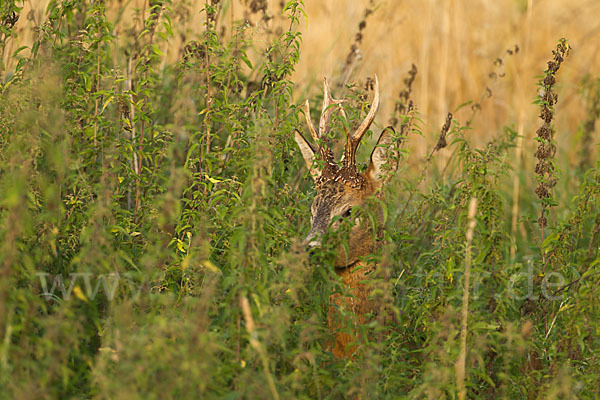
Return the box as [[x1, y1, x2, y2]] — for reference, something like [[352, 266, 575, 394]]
[[302, 231, 321, 252], [305, 240, 321, 253]]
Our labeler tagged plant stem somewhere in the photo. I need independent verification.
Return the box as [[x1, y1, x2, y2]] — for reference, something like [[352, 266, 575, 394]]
[[456, 197, 477, 400], [240, 295, 279, 400]]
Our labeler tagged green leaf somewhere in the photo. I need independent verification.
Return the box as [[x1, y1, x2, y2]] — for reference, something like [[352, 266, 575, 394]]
[[240, 51, 253, 70], [101, 94, 114, 113], [151, 44, 164, 57], [162, 21, 173, 37], [12, 46, 29, 57]]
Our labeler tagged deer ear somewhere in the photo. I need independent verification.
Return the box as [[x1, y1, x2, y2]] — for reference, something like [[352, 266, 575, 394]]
[[294, 129, 321, 181], [366, 126, 398, 187]]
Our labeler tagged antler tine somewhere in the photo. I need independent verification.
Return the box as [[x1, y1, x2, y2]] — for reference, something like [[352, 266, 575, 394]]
[[352, 74, 380, 144], [305, 91, 335, 164], [345, 74, 380, 166], [304, 99, 320, 144], [319, 78, 345, 136]]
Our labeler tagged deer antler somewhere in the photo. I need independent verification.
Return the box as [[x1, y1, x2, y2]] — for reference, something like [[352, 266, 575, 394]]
[[304, 78, 345, 165], [343, 75, 380, 168], [303, 75, 379, 186], [319, 78, 345, 136], [304, 100, 319, 143]]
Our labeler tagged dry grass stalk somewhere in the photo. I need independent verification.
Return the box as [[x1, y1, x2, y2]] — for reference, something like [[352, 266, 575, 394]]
[[510, 0, 534, 258], [578, 79, 600, 171], [239, 295, 280, 400], [456, 197, 478, 400], [398, 112, 451, 223], [337, 0, 375, 88], [388, 64, 417, 130]]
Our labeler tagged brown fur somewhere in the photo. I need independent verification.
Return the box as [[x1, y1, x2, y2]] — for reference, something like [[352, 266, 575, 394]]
[[328, 261, 376, 358], [308, 176, 382, 358]]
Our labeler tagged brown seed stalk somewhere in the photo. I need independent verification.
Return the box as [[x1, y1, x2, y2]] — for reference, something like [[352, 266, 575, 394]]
[[534, 38, 570, 259]]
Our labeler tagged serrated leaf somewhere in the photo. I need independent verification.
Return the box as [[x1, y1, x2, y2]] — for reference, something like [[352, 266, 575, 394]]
[[101, 95, 113, 113], [240, 52, 253, 69]]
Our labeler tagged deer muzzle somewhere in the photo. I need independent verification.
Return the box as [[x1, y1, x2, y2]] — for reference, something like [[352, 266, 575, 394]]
[[302, 230, 322, 250], [303, 207, 331, 251]]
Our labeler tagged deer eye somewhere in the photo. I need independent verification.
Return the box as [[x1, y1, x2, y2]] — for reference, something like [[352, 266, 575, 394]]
[[342, 207, 352, 218]]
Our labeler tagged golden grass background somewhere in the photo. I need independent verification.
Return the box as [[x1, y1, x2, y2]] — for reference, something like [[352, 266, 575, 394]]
[[7, 0, 600, 164]]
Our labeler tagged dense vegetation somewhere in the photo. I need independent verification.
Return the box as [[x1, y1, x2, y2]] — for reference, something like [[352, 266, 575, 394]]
[[1, 1, 599, 398]]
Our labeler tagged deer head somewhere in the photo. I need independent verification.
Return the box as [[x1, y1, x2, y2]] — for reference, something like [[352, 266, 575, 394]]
[[294, 76, 397, 268]]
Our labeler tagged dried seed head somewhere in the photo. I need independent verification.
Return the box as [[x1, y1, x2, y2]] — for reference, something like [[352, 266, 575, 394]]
[[534, 38, 570, 235], [534, 161, 545, 174], [543, 74, 556, 87], [535, 185, 549, 199], [2, 11, 19, 28], [540, 106, 553, 123], [536, 126, 552, 140], [435, 113, 452, 151], [183, 41, 206, 62]]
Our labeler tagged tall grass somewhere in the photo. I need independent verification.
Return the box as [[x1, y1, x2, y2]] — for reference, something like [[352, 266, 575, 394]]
[[0, 1, 599, 399]]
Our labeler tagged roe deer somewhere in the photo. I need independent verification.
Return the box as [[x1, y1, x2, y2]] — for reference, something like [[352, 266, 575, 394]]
[[294, 76, 397, 358]]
